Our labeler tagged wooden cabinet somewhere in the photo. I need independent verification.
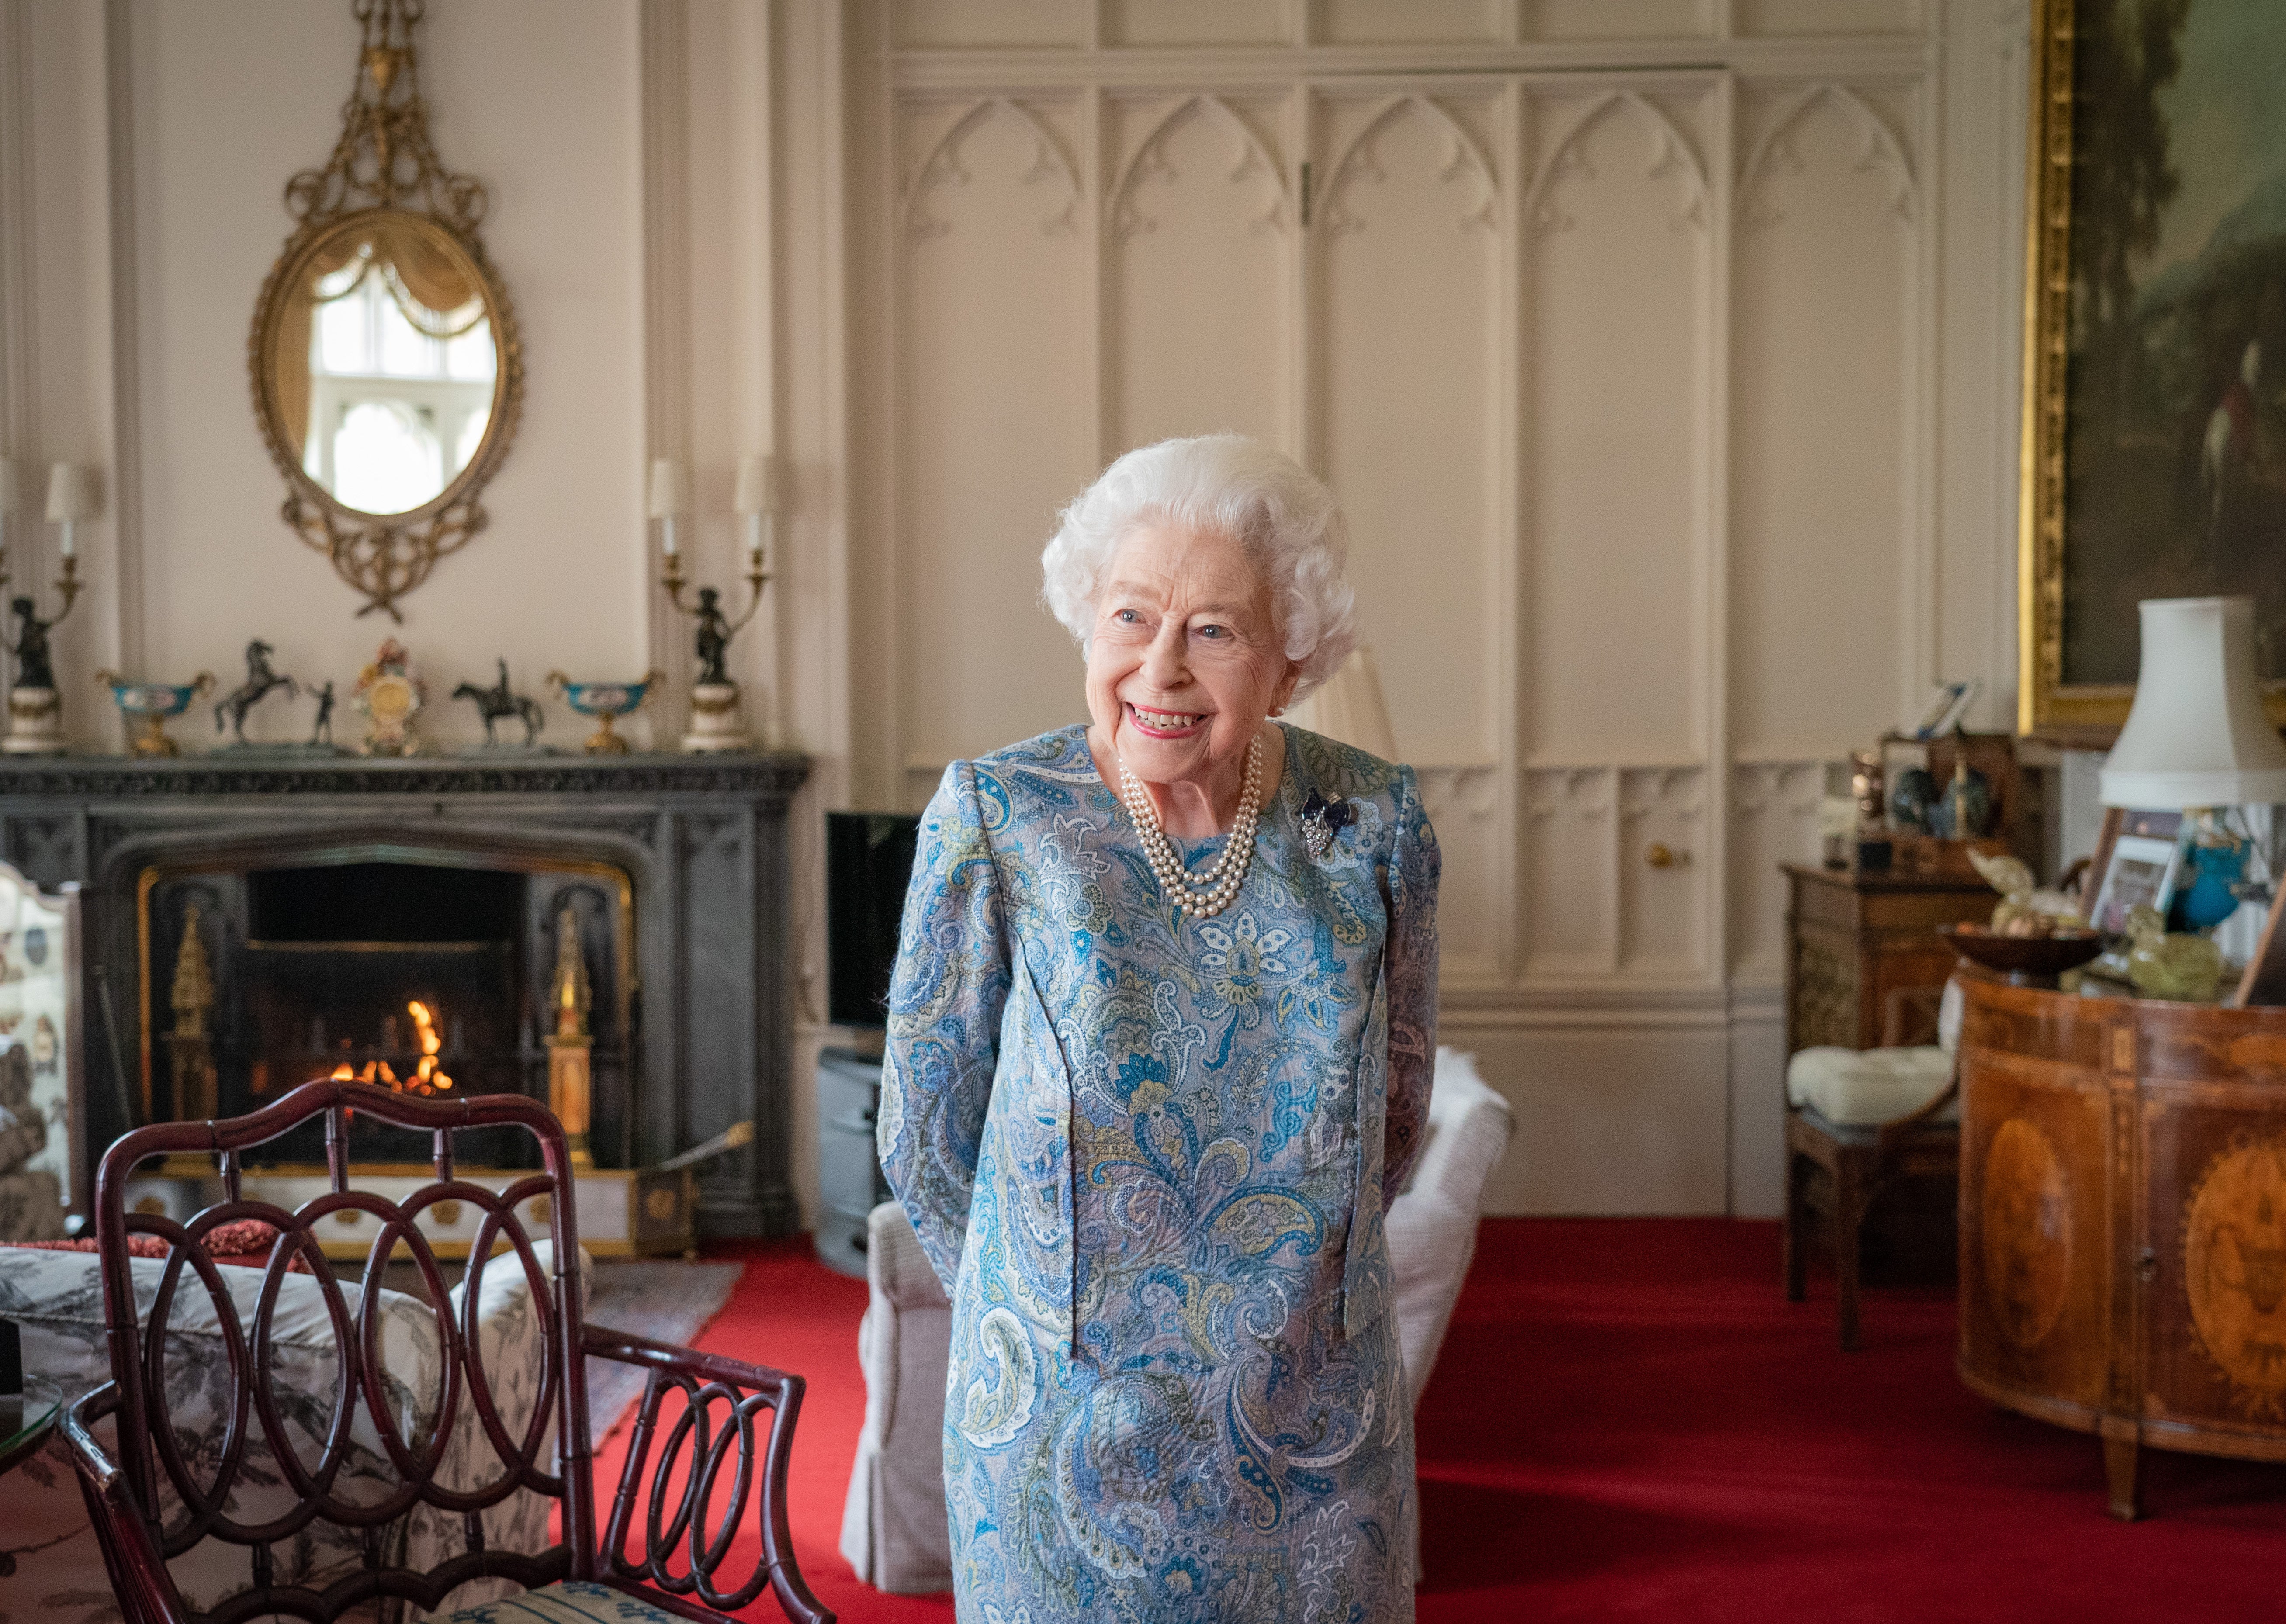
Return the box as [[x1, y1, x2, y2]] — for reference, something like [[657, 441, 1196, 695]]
[[1784, 864, 1996, 1054], [1958, 977, 2286, 1518]]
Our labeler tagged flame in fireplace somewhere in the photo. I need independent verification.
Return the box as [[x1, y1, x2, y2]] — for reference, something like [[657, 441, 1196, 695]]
[[322, 1000, 454, 1095]]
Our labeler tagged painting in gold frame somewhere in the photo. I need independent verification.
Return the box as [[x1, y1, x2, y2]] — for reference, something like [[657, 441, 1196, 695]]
[[2020, 0, 2286, 743]]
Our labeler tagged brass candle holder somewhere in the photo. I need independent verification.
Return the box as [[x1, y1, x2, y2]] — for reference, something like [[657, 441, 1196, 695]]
[[659, 547, 770, 754], [1, 549, 86, 758]]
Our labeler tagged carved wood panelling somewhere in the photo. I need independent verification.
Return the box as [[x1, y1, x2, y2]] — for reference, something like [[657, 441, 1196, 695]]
[[877, 56, 1931, 1044], [1524, 90, 1711, 765], [1728, 760, 1834, 982], [1731, 83, 1922, 761], [1320, 91, 1501, 768], [1107, 93, 1289, 451], [896, 96, 1092, 767]]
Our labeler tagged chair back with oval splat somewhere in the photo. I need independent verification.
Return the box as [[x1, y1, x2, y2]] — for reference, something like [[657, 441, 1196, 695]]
[[78, 1078, 596, 1624]]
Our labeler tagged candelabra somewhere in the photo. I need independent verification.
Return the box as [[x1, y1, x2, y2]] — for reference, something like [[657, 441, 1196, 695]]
[[651, 454, 779, 753], [0, 461, 94, 756]]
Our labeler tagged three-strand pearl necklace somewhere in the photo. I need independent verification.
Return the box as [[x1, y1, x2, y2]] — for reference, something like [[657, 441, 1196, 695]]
[[1117, 734, 1263, 919]]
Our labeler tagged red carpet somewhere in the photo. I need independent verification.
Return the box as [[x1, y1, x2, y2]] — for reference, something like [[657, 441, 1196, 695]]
[[597, 1221, 2286, 1622]]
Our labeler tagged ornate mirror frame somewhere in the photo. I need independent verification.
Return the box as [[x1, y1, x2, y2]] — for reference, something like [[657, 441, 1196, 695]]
[[248, 0, 523, 620]]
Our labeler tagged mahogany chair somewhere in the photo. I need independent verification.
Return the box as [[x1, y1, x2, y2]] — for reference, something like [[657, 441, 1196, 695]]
[[61, 1077, 832, 1624]]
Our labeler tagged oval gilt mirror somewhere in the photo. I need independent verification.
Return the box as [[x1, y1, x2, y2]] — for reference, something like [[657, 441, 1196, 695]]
[[249, 0, 523, 619]]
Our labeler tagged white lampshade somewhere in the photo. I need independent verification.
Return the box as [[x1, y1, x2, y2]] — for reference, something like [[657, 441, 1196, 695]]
[[45, 462, 96, 523], [647, 457, 691, 519], [1288, 646, 1398, 763], [2100, 596, 2286, 808], [0, 456, 19, 515], [734, 453, 780, 515]]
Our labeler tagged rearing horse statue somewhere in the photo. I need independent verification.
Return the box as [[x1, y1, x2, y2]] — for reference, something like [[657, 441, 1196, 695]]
[[215, 640, 300, 745]]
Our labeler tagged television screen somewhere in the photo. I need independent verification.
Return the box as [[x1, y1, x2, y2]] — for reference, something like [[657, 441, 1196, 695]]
[[825, 811, 921, 1030]]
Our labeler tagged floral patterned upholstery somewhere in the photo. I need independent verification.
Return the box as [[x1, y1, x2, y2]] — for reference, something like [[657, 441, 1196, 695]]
[[0, 1239, 585, 1624], [440, 1579, 682, 1624]]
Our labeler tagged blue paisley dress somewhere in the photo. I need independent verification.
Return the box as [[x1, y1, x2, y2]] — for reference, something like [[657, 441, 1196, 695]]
[[880, 722, 1440, 1624]]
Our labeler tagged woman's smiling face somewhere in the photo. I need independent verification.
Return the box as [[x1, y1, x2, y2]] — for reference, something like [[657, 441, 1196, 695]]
[[1086, 521, 1299, 789]]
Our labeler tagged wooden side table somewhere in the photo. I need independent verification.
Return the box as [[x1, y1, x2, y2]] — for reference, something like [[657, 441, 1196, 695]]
[[1784, 864, 1997, 1055], [1782, 864, 1994, 1343]]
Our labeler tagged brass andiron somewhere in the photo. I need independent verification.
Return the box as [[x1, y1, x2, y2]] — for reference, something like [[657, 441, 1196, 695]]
[[547, 905, 596, 1170], [167, 906, 218, 1122]]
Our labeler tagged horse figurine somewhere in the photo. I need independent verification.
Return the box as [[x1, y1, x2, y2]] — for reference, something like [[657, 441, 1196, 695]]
[[215, 640, 300, 745], [453, 658, 544, 748]]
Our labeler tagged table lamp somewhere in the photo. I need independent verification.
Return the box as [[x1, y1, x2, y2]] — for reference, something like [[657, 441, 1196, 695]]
[[1287, 646, 1397, 762], [2100, 596, 2286, 932]]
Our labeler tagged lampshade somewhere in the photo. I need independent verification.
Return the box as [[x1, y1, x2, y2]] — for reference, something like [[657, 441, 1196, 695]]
[[0, 456, 19, 516], [734, 453, 779, 515], [1288, 646, 1398, 763], [2100, 596, 2286, 808], [647, 458, 691, 519], [45, 462, 96, 523]]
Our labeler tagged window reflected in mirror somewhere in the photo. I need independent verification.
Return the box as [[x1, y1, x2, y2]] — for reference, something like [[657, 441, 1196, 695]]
[[270, 215, 498, 517]]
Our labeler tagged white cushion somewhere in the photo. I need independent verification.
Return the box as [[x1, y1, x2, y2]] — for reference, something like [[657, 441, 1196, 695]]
[[1786, 1045, 1957, 1128], [1390, 1048, 1514, 1410]]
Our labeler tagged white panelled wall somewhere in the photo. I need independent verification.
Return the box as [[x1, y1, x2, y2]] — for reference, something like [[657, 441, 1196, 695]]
[[0, 0, 2034, 1228], [844, 0, 2029, 1219]]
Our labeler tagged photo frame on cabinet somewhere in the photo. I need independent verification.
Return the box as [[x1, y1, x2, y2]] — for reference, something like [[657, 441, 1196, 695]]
[[2019, 0, 2286, 743], [2084, 809, 2186, 938]]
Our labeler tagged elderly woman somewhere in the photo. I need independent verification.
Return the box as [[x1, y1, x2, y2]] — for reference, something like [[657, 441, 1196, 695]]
[[880, 433, 1439, 1623]]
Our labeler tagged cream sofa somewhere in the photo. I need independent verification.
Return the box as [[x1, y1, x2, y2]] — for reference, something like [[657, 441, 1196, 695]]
[[838, 1044, 1516, 1594], [0, 1240, 587, 1623]]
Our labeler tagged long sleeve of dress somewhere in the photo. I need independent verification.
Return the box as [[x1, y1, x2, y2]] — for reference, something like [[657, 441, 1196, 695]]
[[878, 760, 1011, 1293], [1379, 764, 1441, 1207]]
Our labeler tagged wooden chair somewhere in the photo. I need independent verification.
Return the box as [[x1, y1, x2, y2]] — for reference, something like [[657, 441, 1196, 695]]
[[61, 1076, 832, 1624], [1783, 983, 1961, 1350]]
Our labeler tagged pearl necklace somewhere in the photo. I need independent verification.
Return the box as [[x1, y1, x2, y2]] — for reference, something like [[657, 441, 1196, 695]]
[[1117, 734, 1263, 919]]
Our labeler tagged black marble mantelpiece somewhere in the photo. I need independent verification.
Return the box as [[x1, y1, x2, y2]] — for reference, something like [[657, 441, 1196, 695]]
[[0, 751, 810, 1238]]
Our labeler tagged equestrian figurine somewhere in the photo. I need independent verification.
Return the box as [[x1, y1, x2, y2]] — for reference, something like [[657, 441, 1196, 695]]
[[452, 658, 545, 748]]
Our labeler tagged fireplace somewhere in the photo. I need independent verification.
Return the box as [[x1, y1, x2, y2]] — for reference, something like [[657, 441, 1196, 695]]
[[147, 849, 632, 1171], [2, 753, 808, 1236]]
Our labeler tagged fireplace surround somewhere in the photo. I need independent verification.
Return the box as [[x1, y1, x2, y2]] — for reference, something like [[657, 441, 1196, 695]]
[[0, 752, 808, 1236]]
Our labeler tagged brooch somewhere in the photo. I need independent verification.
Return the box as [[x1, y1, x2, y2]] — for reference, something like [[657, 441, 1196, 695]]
[[1299, 791, 1358, 861]]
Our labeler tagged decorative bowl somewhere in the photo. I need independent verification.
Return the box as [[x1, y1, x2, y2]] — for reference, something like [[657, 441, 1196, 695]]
[[95, 670, 213, 757], [1938, 923, 2106, 988], [547, 670, 662, 755]]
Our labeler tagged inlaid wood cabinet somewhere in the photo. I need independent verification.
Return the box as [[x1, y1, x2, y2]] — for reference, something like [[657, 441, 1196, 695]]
[[1958, 977, 2286, 1519]]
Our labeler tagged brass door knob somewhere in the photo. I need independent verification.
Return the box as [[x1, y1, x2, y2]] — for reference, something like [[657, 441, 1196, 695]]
[[1645, 843, 1689, 869]]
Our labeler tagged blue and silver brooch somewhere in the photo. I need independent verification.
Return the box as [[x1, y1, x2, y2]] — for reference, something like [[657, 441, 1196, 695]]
[[1299, 791, 1358, 861]]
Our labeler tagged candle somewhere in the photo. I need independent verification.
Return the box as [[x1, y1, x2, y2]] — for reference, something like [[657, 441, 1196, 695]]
[[46, 463, 94, 556], [648, 458, 689, 557], [733, 453, 779, 516]]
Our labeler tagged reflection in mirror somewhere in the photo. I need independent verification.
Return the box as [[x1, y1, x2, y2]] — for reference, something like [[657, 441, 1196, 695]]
[[272, 217, 497, 517]]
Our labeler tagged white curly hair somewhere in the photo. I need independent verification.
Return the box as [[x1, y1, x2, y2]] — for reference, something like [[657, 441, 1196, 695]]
[[1039, 434, 1358, 702]]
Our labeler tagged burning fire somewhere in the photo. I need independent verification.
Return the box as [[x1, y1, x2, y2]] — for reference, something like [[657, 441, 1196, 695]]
[[326, 1000, 454, 1095]]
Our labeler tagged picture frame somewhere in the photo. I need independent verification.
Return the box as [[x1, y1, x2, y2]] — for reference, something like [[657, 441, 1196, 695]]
[[2085, 812, 2186, 937], [2019, 0, 2286, 743]]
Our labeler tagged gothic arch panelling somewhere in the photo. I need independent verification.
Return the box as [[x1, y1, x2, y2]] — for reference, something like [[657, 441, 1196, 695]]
[[1525, 90, 1709, 232], [895, 93, 1091, 766], [1106, 92, 1291, 452], [1321, 93, 1498, 235], [1729, 80, 1922, 764], [1523, 87, 1713, 770], [1108, 94, 1287, 238], [902, 96, 1082, 240], [1738, 83, 1916, 227]]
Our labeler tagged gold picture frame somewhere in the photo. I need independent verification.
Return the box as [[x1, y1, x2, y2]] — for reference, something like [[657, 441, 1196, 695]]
[[2018, 0, 2286, 744]]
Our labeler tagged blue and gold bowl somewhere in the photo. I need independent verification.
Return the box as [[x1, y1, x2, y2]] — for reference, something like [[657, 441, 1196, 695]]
[[546, 670, 662, 755], [96, 670, 213, 757]]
